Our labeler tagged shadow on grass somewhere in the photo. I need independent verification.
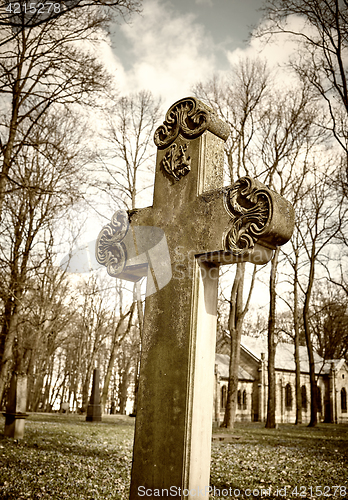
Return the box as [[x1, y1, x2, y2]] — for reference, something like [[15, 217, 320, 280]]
[[213, 422, 348, 454], [25, 412, 136, 427], [0, 412, 136, 460]]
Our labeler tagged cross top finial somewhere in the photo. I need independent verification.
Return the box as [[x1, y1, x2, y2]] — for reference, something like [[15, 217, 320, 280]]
[[154, 97, 230, 149]]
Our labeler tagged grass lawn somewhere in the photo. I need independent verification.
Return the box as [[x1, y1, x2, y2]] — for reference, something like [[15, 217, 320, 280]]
[[0, 413, 347, 499]]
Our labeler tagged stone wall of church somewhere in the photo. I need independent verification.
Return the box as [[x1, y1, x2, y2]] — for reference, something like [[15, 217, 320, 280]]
[[215, 372, 339, 425], [214, 358, 348, 425], [335, 365, 348, 424], [260, 371, 328, 424], [216, 380, 254, 423], [274, 372, 312, 424]]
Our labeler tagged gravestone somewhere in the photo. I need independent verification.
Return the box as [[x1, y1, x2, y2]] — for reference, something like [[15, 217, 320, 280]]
[[96, 97, 295, 498], [60, 402, 69, 413], [86, 368, 102, 422], [3, 371, 29, 439]]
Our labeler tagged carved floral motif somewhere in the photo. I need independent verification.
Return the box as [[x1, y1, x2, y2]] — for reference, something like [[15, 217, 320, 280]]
[[224, 176, 272, 255], [95, 210, 129, 277], [154, 97, 230, 149], [161, 143, 191, 181]]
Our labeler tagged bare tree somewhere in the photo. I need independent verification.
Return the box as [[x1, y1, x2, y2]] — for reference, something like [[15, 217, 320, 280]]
[[95, 91, 162, 413], [292, 165, 346, 426], [221, 263, 257, 429], [194, 58, 270, 183], [98, 90, 162, 210], [23, 259, 77, 411], [100, 293, 135, 413], [0, 111, 86, 403], [287, 236, 305, 425], [258, 0, 348, 154], [310, 283, 348, 361], [76, 276, 112, 411], [0, 0, 142, 221], [195, 57, 321, 428]]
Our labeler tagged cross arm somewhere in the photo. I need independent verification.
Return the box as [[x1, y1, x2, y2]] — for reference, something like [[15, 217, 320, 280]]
[[95, 207, 173, 296], [95, 175, 295, 282], [188, 175, 295, 265]]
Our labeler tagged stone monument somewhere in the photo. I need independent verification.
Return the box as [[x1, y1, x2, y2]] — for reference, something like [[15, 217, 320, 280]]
[[96, 97, 295, 498], [3, 371, 29, 439], [86, 368, 102, 422]]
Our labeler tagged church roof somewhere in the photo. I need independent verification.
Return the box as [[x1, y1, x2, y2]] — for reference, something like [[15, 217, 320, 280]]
[[215, 353, 254, 380], [321, 358, 347, 373], [240, 335, 331, 375]]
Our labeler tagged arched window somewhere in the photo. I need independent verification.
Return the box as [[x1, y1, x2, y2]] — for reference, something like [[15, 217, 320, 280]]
[[317, 386, 322, 413], [285, 383, 292, 409], [221, 385, 227, 409], [301, 386, 307, 411], [242, 390, 247, 410], [341, 388, 347, 413], [237, 390, 241, 409]]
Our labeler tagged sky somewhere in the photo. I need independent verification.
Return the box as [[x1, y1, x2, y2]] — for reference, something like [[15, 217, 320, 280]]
[[67, 0, 297, 313], [104, 0, 276, 109], [81, 0, 270, 231]]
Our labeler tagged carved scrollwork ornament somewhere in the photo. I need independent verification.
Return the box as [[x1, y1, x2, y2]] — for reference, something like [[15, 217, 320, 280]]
[[224, 176, 295, 256], [161, 143, 191, 181], [95, 210, 129, 277], [154, 97, 230, 149]]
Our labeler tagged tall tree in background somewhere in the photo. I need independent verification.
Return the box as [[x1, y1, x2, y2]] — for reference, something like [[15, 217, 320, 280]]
[[0, 111, 86, 403], [96, 90, 162, 413], [0, 0, 141, 219], [195, 57, 321, 428], [221, 263, 257, 429], [98, 90, 162, 210], [258, 0, 348, 155], [293, 165, 346, 426], [194, 59, 269, 427], [100, 288, 135, 414], [285, 223, 305, 425], [22, 256, 77, 412], [0, 0, 141, 406], [256, 0, 348, 426], [77, 276, 111, 412], [310, 284, 348, 362]]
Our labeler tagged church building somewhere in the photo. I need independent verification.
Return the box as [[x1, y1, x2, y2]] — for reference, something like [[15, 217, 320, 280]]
[[214, 335, 348, 424]]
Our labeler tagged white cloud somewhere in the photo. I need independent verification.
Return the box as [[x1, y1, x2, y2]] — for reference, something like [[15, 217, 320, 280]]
[[111, 0, 217, 108], [225, 15, 305, 81], [195, 0, 214, 6]]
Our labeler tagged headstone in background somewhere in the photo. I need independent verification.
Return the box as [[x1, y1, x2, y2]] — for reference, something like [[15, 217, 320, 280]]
[[60, 402, 69, 413], [3, 371, 29, 439], [86, 368, 102, 422]]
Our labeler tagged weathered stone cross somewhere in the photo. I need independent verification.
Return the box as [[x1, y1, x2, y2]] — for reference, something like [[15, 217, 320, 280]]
[[96, 97, 294, 499]]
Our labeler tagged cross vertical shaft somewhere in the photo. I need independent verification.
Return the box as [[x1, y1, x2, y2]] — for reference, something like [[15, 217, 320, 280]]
[[95, 97, 295, 500]]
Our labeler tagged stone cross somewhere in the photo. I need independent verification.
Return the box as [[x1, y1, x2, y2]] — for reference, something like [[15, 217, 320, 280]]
[[96, 97, 294, 499]]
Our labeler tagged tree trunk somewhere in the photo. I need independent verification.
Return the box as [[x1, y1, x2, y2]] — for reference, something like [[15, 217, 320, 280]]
[[101, 303, 135, 413], [132, 281, 144, 415], [0, 295, 22, 403], [118, 362, 131, 415], [82, 362, 94, 412], [303, 247, 317, 427], [31, 368, 46, 412], [293, 250, 302, 425], [266, 248, 279, 429], [222, 263, 245, 429], [0, 71, 22, 220], [294, 307, 302, 425]]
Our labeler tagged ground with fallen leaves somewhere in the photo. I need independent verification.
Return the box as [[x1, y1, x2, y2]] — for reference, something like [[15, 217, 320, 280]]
[[0, 414, 347, 499]]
